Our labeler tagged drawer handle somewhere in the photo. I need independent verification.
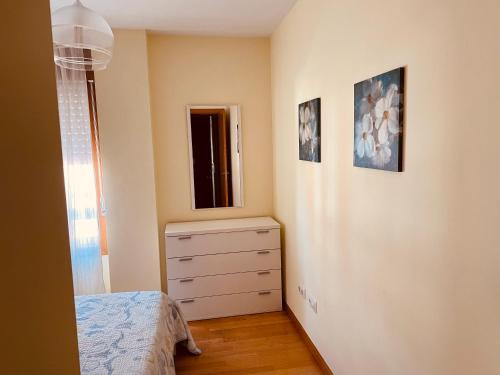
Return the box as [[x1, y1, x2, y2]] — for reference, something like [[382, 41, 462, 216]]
[[179, 257, 193, 262], [258, 291, 271, 295], [257, 250, 270, 255], [180, 299, 195, 304], [178, 236, 192, 240], [180, 278, 194, 283], [257, 271, 271, 275], [256, 230, 270, 234]]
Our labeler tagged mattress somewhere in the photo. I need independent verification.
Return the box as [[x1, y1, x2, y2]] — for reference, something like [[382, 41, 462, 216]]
[[75, 291, 200, 375]]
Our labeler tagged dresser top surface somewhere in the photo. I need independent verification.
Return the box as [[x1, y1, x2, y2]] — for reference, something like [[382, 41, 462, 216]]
[[165, 216, 280, 236]]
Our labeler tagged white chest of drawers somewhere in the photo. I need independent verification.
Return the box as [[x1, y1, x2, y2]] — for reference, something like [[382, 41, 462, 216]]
[[165, 217, 282, 321]]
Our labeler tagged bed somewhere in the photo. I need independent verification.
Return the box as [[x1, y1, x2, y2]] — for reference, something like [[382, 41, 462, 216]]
[[75, 291, 201, 375]]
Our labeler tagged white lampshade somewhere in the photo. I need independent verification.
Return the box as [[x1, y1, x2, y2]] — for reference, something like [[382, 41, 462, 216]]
[[51, 0, 114, 71]]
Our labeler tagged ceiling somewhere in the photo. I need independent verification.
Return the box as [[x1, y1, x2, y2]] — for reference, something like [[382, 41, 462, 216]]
[[50, 0, 297, 36]]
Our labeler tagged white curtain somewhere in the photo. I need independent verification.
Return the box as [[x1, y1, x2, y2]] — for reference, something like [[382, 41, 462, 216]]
[[56, 64, 105, 296]]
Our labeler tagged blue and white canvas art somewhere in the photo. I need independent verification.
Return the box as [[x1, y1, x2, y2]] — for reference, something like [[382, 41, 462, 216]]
[[299, 98, 321, 162], [354, 68, 404, 171]]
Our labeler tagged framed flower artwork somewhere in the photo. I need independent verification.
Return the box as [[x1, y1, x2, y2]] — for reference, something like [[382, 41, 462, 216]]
[[298, 98, 321, 162], [354, 67, 404, 172]]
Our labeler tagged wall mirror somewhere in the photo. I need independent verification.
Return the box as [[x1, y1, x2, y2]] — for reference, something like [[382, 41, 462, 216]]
[[187, 105, 243, 209]]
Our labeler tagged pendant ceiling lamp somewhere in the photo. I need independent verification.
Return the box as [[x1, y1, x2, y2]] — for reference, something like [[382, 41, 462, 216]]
[[51, 0, 114, 71]]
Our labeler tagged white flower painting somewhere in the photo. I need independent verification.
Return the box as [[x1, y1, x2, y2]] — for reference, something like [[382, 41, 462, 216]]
[[299, 98, 321, 162], [354, 68, 404, 171]]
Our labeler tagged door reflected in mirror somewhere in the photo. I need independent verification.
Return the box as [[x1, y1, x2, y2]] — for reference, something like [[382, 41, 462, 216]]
[[187, 105, 243, 209]]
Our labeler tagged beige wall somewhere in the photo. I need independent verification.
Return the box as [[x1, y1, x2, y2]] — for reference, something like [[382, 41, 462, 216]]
[[272, 0, 500, 374], [148, 35, 274, 289], [0, 1, 80, 373], [96, 30, 161, 292]]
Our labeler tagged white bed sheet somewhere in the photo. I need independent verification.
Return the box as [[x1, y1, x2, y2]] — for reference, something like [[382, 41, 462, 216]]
[[76, 291, 200, 375]]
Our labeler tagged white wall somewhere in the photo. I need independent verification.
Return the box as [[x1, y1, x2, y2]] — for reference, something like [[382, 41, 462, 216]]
[[271, 0, 500, 374], [95, 30, 161, 292], [1, 1, 80, 373], [147, 35, 274, 289], [96, 34, 274, 292]]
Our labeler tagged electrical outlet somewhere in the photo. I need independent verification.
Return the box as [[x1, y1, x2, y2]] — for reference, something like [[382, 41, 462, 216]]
[[308, 295, 318, 314], [298, 285, 307, 299]]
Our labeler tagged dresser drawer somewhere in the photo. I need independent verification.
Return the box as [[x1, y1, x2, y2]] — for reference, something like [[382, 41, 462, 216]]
[[177, 289, 282, 321], [167, 249, 281, 280], [168, 269, 281, 299], [166, 228, 280, 258]]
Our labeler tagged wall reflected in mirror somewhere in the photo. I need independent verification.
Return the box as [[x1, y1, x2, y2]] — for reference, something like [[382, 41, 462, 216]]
[[187, 105, 243, 209]]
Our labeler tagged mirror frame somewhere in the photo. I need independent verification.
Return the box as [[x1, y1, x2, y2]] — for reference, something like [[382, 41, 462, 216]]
[[186, 104, 244, 210]]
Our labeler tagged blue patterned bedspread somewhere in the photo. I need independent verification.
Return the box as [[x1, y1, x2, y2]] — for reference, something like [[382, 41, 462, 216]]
[[75, 291, 200, 375]]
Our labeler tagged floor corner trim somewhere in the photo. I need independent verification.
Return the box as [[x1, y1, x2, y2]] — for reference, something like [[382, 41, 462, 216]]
[[284, 303, 334, 375]]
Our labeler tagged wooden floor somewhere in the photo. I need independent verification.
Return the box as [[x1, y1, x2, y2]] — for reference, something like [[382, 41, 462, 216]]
[[175, 311, 324, 375]]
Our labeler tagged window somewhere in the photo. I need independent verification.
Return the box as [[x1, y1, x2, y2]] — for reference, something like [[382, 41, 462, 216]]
[[86, 71, 108, 256]]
